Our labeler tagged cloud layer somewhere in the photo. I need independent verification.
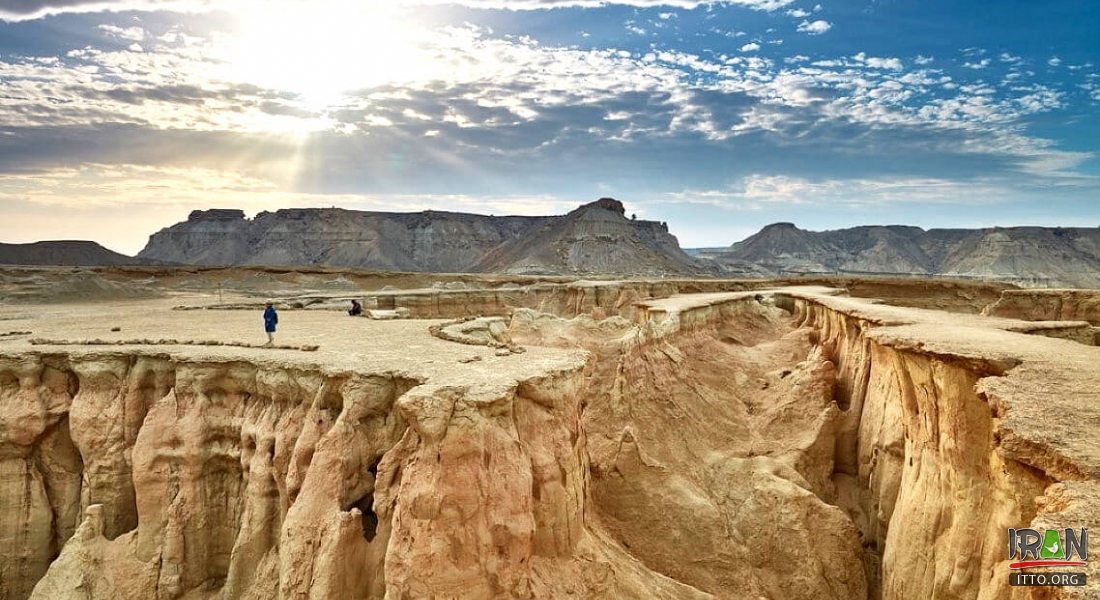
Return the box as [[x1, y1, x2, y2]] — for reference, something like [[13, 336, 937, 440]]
[[0, 0, 797, 21], [0, 0, 1097, 252]]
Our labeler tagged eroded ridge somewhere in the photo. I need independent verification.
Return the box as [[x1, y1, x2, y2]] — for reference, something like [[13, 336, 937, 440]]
[[0, 357, 425, 599], [621, 288, 1100, 599], [1, 283, 1099, 600], [0, 304, 713, 600]]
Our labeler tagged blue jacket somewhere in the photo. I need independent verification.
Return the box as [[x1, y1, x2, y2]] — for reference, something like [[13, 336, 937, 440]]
[[264, 306, 278, 332]]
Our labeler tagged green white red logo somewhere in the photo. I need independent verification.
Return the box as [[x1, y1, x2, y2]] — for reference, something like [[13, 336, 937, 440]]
[[1008, 528, 1088, 569]]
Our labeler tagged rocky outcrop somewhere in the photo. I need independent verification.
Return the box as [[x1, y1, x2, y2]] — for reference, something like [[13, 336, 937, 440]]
[[702, 223, 1100, 288], [5, 282, 1100, 599], [0, 347, 706, 600], [137, 200, 706, 276], [510, 294, 872, 598], [474, 199, 703, 275], [0, 242, 156, 267], [791, 298, 1042, 599], [588, 306, 867, 598], [0, 270, 163, 304], [983, 289, 1100, 325], [139, 207, 548, 272], [784, 290, 1100, 599], [357, 280, 732, 320], [521, 288, 1100, 599]]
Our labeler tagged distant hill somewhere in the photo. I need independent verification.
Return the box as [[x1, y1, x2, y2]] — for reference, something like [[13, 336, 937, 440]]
[[137, 199, 711, 276], [474, 198, 703, 275], [23, 211, 1096, 287], [0, 240, 152, 266], [700, 223, 1100, 288]]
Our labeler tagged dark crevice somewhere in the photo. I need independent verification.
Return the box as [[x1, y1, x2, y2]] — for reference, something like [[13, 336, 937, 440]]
[[354, 494, 379, 542], [352, 457, 383, 542]]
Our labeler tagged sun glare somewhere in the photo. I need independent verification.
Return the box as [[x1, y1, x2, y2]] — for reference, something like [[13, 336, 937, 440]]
[[222, 1, 430, 110]]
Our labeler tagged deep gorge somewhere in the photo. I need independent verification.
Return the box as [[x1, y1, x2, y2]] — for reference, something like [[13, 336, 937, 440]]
[[0, 289, 1095, 599]]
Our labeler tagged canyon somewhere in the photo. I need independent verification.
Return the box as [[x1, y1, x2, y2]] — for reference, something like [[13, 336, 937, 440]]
[[0, 269, 1098, 599]]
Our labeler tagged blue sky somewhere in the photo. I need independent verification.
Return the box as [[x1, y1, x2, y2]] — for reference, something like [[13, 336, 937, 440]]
[[0, 0, 1097, 253]]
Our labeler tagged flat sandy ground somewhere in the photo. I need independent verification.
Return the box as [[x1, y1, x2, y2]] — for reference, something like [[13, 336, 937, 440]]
[[0, 295, 586, 392]]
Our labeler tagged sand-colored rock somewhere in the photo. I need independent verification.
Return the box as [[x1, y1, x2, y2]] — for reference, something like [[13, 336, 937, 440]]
[[1, 272, 1099, 600], [0, 299, 696, 600], [983, 289, 1100, 326], [530, 299, 865, 597]]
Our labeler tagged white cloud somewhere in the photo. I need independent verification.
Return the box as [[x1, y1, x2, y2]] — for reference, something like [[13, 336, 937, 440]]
[[786, 8, 809, 17], [97, 24, 146, 41], [0, 0, 797, 21], [914, 55, 933, 65], [1016, 91, 1059, 112], [665, 175, 1014, 210], [1048, 56, 1062, 67], [713, 28, 747, 38], [963, 58, 991, 69], [796, 19, 831, 35], [4, 19, 1052, 155], [0, 1, 1090, 202], [852, 52, 902, 70]]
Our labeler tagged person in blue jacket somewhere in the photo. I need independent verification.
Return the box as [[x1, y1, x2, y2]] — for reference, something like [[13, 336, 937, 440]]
[[263, 301, 278, 346]]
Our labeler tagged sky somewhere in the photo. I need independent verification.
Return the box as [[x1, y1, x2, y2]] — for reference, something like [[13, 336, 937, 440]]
[[0, 0, 1097, 254]]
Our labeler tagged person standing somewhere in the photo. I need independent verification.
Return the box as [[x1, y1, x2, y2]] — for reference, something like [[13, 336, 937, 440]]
[[263, 301, 278, 346]]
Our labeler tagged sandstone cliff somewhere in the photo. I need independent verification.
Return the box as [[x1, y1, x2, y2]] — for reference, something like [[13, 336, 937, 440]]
[[3, 276, 1100, 600], [137, 200, 705, 276], [984, 289, 1100, 325]]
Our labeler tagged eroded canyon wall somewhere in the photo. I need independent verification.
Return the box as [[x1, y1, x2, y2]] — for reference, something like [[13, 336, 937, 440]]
[[512, 289, 1099, 599], [4, 287, 1099, 599], [511, 295, 873, 598], [5, 352, 705, 600], [793, 300, 1051, 599]]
